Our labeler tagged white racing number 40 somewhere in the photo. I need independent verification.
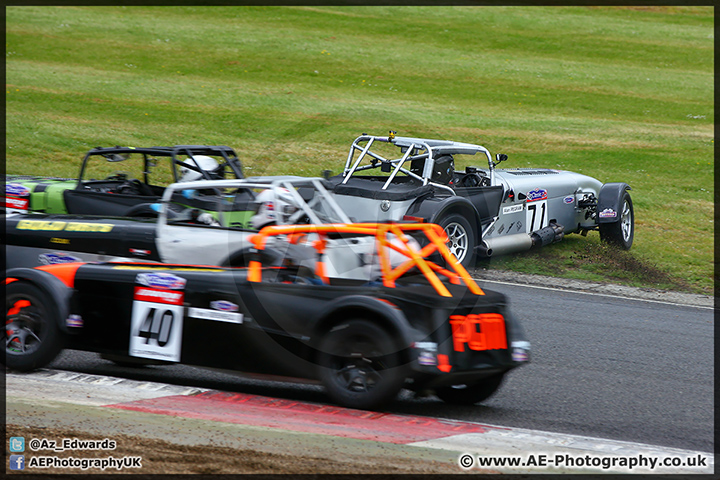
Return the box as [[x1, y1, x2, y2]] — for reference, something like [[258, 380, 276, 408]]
[[129, 287, 184, 362]]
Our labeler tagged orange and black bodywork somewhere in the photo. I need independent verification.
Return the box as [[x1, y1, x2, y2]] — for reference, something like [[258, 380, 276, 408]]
[[4, 223, 530, 409]]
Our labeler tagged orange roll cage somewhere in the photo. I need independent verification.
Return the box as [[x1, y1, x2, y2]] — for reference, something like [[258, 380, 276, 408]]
[[247, 223, 484, 297]]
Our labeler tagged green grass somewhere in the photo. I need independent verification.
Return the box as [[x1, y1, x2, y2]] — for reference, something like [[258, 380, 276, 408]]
[[6, 6, 714, 294]]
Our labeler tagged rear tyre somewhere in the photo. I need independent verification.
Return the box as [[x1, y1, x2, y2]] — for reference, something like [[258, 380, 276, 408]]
[[438, 213, 476, 268], [3, 282, 64, 371], [435, 372, 505, 405], [599, 191, 634, 250], [318, 319, 405, 410]]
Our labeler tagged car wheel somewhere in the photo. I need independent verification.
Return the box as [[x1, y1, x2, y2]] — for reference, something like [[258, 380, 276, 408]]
[[435, 372, 505, 405], [318, 319, 405, 410], [438, 213, 476, 268], [599, 191, 634, 250], [3, 282, 64, 371]]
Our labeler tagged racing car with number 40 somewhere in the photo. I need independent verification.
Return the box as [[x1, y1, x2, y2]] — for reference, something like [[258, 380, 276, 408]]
[[4, 222, 530, 410]]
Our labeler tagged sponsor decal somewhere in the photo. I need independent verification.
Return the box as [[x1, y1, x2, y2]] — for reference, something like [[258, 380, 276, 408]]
[[66, 314, 84, 328], [6, 183, 30, 197], [38, 252, 82, 265], [50, 238, 70, 244], [563, 195, 575, 205], [17, 220, 114, 233], [133, 287, 184, 305], [512, 348, 529, 362], [599, 208, 617, 218], [136, 272, 187, 290], [526, 188, 548, 202], [418, 352, 437, 366], [210, 300, 239, 312], [498, 224, 505, 235], [414, 341, 438, 366], [502, 204, 524, 215], [516, 221, 523, 232], [129, 248, 152, 256], [189, 307, 243, 324], [3, 197, 29, 210]]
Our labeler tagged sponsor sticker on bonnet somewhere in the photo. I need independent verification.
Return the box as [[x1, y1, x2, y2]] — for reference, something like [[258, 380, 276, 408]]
[[526, 188, 548, 202], [136, 272, 187, 290]]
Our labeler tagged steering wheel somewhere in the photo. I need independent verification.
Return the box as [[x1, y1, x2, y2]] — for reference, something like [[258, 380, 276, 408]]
[[458, 173, 490, 188], [116, 179, 154, 196], [104, 171, 129, 182]]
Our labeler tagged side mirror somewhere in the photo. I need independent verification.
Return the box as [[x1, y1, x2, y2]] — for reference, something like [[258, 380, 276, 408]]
[[493, 153, 508, 167]]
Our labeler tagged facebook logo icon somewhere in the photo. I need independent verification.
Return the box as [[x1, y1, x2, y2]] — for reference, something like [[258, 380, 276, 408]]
[[10, 455, 25, 470]]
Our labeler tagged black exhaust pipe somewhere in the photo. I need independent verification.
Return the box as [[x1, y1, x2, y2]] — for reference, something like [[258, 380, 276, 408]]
[[531, 222, 564, 247]]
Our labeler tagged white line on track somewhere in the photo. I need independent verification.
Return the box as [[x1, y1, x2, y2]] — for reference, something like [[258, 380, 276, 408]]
[[476, 278, 714, 311]]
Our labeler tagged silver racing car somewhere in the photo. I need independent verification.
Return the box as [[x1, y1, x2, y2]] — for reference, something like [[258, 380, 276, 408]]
[[326, 132, 634, 266]]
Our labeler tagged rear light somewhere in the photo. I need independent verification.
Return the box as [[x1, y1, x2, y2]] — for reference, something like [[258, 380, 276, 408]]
[[402, 215, 424, 223]]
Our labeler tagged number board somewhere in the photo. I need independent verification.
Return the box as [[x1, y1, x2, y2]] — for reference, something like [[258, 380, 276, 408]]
[[129, 286, 184, 362], [526, 200, 548, 233]]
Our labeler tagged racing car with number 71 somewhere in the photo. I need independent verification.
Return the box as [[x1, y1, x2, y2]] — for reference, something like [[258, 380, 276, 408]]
[[327, 132, 634, 266]]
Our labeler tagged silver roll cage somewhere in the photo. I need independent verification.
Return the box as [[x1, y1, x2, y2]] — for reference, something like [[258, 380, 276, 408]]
[[340, 133, 497, 193]]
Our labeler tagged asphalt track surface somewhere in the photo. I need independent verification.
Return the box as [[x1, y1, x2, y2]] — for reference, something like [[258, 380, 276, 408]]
[[44, 278, 714, 454]]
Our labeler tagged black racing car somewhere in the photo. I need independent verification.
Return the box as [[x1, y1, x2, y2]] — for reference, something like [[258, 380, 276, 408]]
[[4, 223, 530, 410], [3, 145, 243, 217]]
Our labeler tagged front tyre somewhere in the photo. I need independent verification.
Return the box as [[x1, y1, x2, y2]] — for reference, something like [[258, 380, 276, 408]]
[[599, 191, 634, 250], [318, 319, 405, 410], [435, 372, 505, 405], [438, 213, 476, 268], [3, 282, 64, 371]]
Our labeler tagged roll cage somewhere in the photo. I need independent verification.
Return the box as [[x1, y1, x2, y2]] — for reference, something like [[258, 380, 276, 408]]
[[76, 144, 244, 188], [247, 222, 485, 298], [340, 132, 501, 192], [158, 176, 352, 228]]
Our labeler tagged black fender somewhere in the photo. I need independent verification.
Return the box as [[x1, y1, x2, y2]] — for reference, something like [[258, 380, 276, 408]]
[[597, 183, 632, 224], [6, 267, 74, 334], [405, 195, 482, 241], [313, 295, 417, 360]]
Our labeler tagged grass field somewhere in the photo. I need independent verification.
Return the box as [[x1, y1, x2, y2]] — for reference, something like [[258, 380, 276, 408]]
[[6, 6, 714, 294]]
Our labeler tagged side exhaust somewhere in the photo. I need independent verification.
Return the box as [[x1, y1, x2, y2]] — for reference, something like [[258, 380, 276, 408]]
[[476, 223, 564, 257], [531, 222, 564, 247]]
